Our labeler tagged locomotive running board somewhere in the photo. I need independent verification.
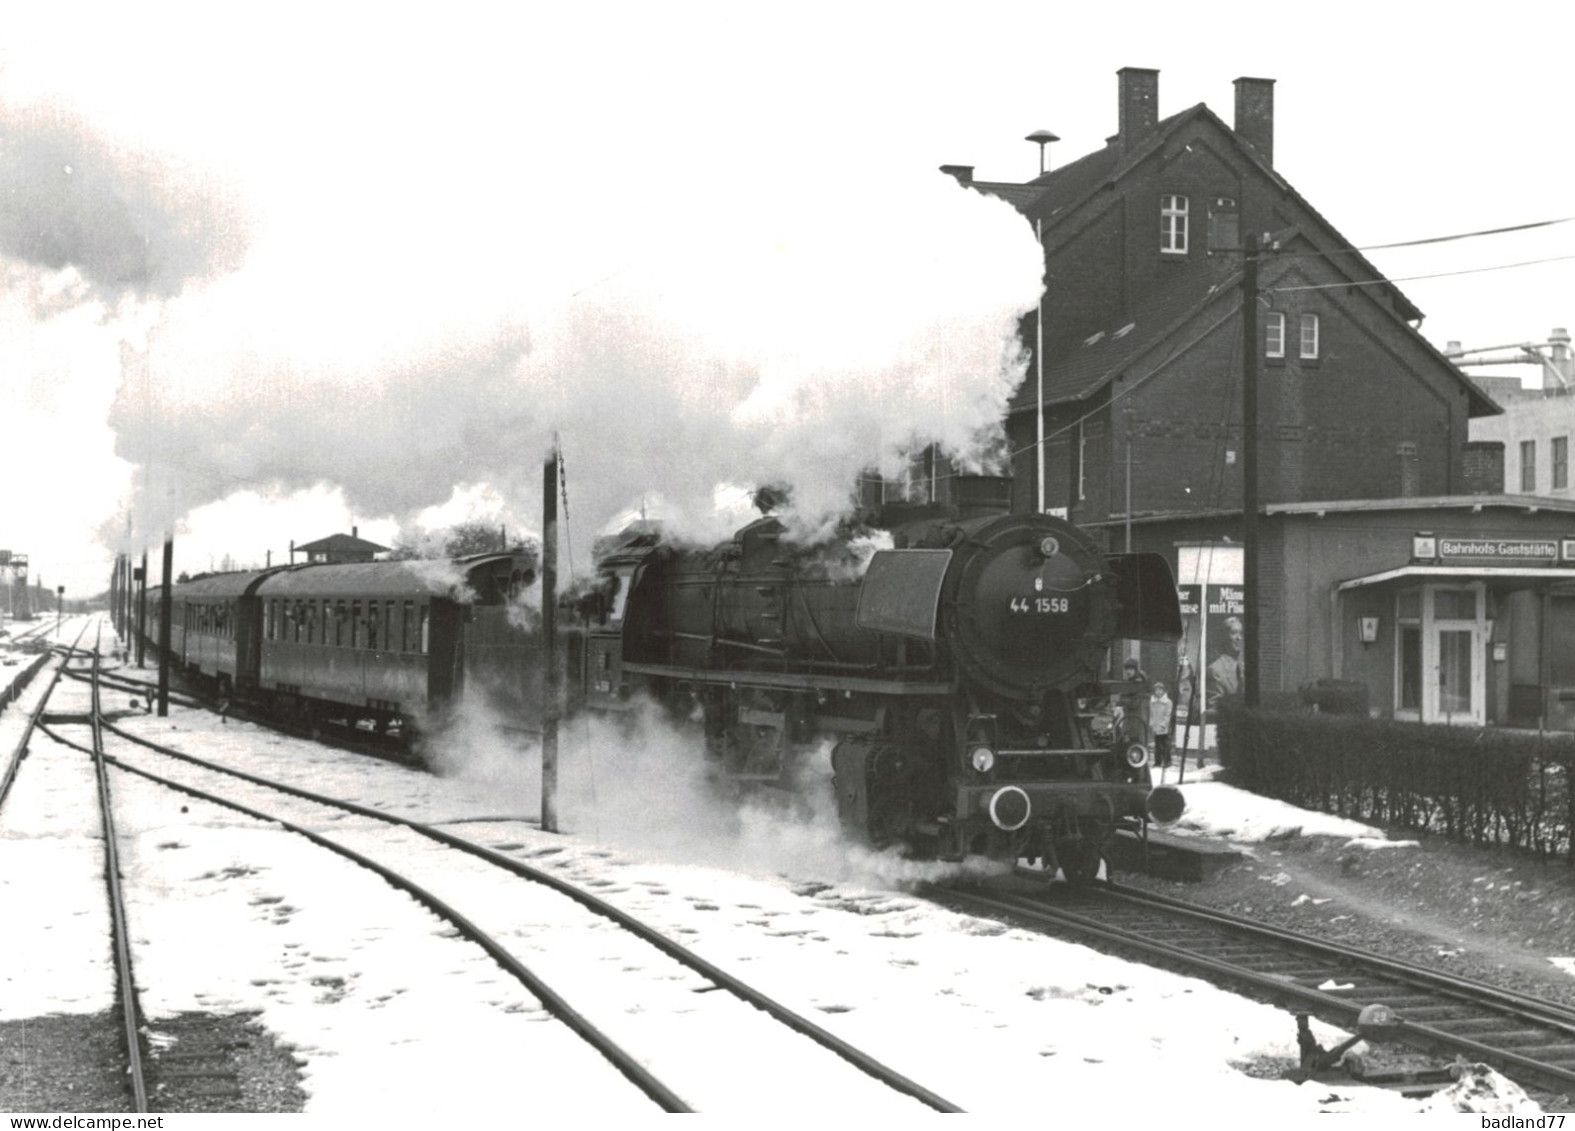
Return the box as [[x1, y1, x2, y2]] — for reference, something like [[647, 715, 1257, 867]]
[[620, 661, 951, 696]]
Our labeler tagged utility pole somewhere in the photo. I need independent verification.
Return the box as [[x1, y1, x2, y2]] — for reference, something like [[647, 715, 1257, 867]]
[[1025, 130, 1057, 514], [1241, 232, 1262, 710], [135, 553, 147, 668], [540, 443, 559, 833], [157, 534, 173, 717]]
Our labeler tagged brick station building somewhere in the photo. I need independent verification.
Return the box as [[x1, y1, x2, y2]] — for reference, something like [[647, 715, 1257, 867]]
[[939, 69, 1575, 730]]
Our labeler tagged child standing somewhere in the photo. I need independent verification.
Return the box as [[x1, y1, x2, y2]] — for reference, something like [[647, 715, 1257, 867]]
[[1150, 682, 1174, 769]]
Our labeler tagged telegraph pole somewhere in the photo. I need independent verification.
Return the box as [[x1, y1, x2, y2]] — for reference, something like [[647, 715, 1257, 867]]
[[1241, 232, 1262, 709], [157, 534, 173, 717], [136, 552, 148, 668], [540, 443, 559, 833]]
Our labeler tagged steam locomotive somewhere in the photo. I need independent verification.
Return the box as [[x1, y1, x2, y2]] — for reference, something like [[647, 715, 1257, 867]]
[[135, 476, 1184, 877], [573, 477, 1186, 877]]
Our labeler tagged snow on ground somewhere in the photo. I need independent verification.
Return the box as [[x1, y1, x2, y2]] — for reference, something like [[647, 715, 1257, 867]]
[[0, 617, 1550, 1116]]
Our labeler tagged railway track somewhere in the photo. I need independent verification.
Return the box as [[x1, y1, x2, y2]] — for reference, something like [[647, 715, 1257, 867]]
[[84, 629, 152, 1111], [925, 877, 1575, 1101], [37, 661, 965, 1114]]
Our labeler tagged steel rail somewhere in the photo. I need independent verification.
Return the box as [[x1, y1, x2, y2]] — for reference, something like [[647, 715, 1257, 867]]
[[62, 665, 203, 710], [1104, 881, 1575, 1030], [924, 881, 1575, 1092], [96, 717, 963, 1112], [48, 729, 691, 1114], [0, 620, 91, 810], [87, 631, 151, 1112]]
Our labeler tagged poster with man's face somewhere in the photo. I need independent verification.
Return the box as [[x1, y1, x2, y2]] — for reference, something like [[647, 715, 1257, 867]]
[[1205, 584, 1246, 717]]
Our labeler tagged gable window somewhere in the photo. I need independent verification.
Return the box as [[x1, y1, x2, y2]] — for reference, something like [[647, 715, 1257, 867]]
[[1160, 194, 1188, 254], [1207, 197, 1238, 254], [1299, 313, 1320, 359], [1555, 436, 1569, 491], [1265, 312, 1285, 359], [1521, 440, 1536, 492]]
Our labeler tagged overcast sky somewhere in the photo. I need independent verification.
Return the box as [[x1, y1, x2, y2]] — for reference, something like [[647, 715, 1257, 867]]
[[3, 2, 1572, 599]]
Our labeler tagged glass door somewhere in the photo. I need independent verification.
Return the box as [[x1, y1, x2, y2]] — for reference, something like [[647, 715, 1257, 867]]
[[1434, 628, 1482, 723], [1424, 585, 1486, 726]]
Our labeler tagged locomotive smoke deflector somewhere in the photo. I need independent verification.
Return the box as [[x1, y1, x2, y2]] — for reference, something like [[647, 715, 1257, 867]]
[[1106, 552, 1185, 642], [855, 549, 952, 639]]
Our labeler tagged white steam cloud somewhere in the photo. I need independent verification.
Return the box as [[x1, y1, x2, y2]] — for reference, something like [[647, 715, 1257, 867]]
[[105, 167, 1042, 554], [425, 697, 1010, 890], [0, 101, 248, 303]]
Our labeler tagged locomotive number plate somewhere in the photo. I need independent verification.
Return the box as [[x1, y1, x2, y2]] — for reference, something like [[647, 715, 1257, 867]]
[[1009, 596, 1069, 613]]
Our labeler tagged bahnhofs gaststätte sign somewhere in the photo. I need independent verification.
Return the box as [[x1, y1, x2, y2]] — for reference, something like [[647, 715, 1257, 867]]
[[1437, 538, 1559, 561]]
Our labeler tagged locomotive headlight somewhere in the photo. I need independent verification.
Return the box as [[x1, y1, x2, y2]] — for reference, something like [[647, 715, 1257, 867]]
[[1124, 742, 1150, 769], [969, 745, 996, 773]]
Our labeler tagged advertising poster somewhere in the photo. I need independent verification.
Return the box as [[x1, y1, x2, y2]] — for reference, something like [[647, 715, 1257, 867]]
[[1205, 583, 1247, 719], [1173, 584, 1202, 729]]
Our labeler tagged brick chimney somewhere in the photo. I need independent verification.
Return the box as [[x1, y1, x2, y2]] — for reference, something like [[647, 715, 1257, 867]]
[[1117, 67, 1159, 154], [1233, 77, 1276, 165]]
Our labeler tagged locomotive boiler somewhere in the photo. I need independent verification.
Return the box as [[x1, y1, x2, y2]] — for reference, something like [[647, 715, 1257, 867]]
[[574, 477, 1186, 879]]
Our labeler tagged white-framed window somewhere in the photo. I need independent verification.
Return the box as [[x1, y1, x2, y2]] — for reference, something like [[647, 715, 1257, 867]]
[[1300, 313, 1320, 359], [1522, 440, 1537, 492], [1160, 194, 1188, 254], [1265, 312, 1285, 358]]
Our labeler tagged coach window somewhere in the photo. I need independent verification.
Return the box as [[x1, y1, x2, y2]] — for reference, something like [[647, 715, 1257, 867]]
[[349, 600, 361, 648], [335, 600, 347, 646], [419, 604, 430, 654], [367, 600, 379, 650], [382, 602, 393, 653], [402, 600, 415, 651], [264, 600, 273, 641]]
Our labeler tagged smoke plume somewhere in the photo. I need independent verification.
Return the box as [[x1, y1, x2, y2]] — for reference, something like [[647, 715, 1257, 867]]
[[106, 168, 1042, 556], [0, 101, 249, 303]]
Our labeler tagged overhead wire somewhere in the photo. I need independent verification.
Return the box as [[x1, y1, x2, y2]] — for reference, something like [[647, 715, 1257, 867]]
[[1267, 253, 1575, 294], [1273, 214, 1575, 261]]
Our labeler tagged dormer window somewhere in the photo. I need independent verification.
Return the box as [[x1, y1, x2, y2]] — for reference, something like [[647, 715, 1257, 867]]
[[1160, 194, 1188, 254], [1265, 312, 1285, 358]]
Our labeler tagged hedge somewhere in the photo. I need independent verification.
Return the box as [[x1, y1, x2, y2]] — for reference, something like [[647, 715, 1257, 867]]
[[1217, 705, 1575, 864]]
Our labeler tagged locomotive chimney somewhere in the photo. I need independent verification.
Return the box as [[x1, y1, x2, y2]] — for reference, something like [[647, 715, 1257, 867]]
[[954, 475, 1014, 519]]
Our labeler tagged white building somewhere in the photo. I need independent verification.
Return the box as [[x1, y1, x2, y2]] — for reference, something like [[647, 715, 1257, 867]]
[[1460, 327, 1575, 494]]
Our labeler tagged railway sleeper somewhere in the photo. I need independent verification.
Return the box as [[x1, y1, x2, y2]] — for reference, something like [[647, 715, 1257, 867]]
[[1372, 999, 1490, 1017], [1432, 1017, 1567, 1036], [1515, 1042, 1575, 1060], [1317, 982, 1426, 998], [1468, 1030, 1575, 1049]]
